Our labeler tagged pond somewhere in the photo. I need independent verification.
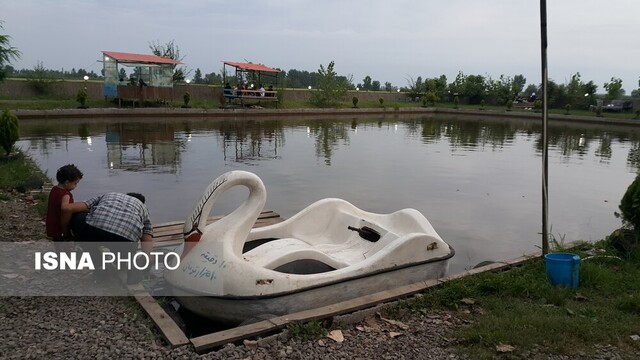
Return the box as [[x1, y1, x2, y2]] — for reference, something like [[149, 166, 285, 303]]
[[17, 114, 640, 274]]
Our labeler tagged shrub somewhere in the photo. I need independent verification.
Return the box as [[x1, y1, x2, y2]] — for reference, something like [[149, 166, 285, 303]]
[[379, 97, 384, 107], [183, 92, 191, 107], [352, 96, 358, 108], [534, 99, 543, 112], [506, 99, 513, 111], [564, 103, 571, 115], [595, 105, 603, 117], [453, 95, 459, 109], [480, 99, 485, 110], [26, 61, 55, 95], [616, 175, 640, 232], [634, 109, 640, 119], [76, 88, 87, 108], [0, 110, 19, 156], [424, 91, 439, 107]]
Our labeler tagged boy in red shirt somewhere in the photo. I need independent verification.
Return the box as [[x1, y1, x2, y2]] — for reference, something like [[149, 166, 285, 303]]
[[45, 164, 83, 251]]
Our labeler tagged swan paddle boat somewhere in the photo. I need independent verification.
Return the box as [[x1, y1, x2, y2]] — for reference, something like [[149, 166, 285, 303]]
[[164, 170, 454, 325]]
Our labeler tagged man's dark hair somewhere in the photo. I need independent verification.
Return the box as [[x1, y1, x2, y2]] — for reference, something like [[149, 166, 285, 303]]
[[127, 192, 145, 204], [56, 164, 83, 183]]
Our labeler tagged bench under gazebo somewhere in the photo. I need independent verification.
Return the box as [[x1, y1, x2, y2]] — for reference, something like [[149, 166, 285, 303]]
[[222, 61, 281, 106]]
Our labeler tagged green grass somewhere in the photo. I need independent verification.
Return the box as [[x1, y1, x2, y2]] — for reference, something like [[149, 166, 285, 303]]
[[0, 151, 49, 216], [0, 151, 48, 190], [395, 246, 640, 359], [286, 320, 328, 341], [3, 94, 639, 122]]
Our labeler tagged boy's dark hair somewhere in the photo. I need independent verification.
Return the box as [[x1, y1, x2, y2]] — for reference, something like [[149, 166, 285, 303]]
[[56, 164, 83, 183], [127, 192, 145, 204]]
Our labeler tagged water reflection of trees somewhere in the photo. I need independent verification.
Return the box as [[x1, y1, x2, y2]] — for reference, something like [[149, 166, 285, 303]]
[[21, 123, 106, 156], [308, 120, 351, 165], [215, 120, 285, 163], [416, 117, 640, 172], [419, 117, 517, 150], [532, 124, 640, 170], [19, 116, 640, 173]]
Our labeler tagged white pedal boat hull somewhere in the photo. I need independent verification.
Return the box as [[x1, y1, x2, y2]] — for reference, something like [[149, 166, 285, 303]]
[[164, 171, 454, 325]]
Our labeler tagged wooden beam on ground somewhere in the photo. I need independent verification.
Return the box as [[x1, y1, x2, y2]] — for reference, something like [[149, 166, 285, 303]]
[[128, 210, 283, 347], [190, 278, 439, 353], [127, 283, 190, 347], [190, 252, 542, 354]]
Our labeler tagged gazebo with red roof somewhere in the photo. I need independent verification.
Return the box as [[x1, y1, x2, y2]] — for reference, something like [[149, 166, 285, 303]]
[[222, 61, 281, 90], [102, 50, 182, 105]]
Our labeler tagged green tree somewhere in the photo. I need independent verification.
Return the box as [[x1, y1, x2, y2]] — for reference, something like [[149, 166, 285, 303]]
[[309, 61, 351, 107], [524, 84, 538, 100], [425, 75, 448, 99], [384, 81, 393, 92], [26, 61, 54, 95], [448, 71, 466, 99], [149, 40, 188, 82], [193, 68, 203, 84], [546, 79, 569, 109], [486, 75, 512, 106], [204, 71, 222, 85], [362, 75, 372, 90], [371, 80, 381, 91], [604, 77, 624, 100], [0, 110, 19, 156], [0, 21, 21, 82], [118, 68, 126, 81], [565, 72, 596, 109], [424, 90, 439, 106], [512, 74, 526, 99], [462, 74, 486, 104], [405, 75, 424, 100]]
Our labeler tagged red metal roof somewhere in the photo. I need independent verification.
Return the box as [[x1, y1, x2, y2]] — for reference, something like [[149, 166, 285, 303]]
[[102, 51, 182, 65], [223, 61, 281, 73]]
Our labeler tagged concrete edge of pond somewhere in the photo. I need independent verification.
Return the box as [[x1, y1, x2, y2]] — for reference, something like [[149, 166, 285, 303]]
[[12, 106, 640, 127]]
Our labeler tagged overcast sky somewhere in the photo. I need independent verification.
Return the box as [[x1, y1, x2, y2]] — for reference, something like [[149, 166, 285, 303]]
[[3, 0, 639, 92]]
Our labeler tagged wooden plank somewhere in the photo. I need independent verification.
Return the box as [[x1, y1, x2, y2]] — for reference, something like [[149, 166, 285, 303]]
[[191, 279, 439, 353], [151, 210, 282, 246], [127, 284, 190, 347], [191, 251, 540, 353], [129, 210, 283, 347], [191, 318, 287, 352]]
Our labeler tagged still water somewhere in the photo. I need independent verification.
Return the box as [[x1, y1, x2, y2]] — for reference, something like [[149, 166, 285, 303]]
[[17, 115, 640, 274]]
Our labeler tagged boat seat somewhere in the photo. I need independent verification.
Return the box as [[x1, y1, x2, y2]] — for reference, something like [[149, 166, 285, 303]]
[[243, 238, 350, 271]]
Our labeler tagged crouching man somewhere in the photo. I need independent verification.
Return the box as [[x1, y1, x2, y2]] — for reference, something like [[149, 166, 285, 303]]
[[70, 192, 153, 284]]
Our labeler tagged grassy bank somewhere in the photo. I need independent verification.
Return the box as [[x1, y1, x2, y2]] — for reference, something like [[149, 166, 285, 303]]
[[3, 95, 640, 122], [395, 242, 640, 359], [284, 241, 640, 359], [0, 152, 49, 216], [0, 152, 48, 190]]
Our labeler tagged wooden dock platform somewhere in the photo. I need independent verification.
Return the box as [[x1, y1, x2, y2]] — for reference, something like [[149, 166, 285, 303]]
[[151, 210, 283, 248]]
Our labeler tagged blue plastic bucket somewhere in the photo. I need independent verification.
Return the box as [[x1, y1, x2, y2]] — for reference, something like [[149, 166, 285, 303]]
[[544, 253, 580, 288]]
